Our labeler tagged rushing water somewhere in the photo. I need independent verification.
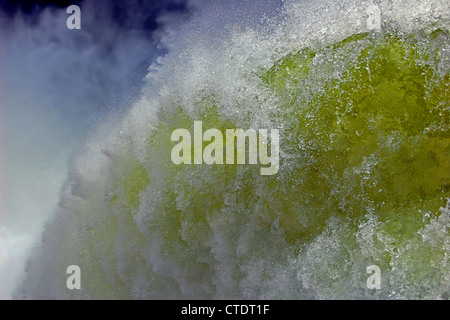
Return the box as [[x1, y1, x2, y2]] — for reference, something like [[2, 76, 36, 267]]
[[16, 0, 449, 299]]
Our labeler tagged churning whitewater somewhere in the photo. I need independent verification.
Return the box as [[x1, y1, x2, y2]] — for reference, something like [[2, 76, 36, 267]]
[[16, 0, 449, 299]]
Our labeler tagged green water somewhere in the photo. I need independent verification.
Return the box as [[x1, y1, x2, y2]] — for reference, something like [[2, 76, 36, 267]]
[[20, 28, 449, 299]]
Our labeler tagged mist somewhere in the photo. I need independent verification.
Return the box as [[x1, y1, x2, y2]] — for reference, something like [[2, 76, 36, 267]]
[[0, 0, 189, 299]]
